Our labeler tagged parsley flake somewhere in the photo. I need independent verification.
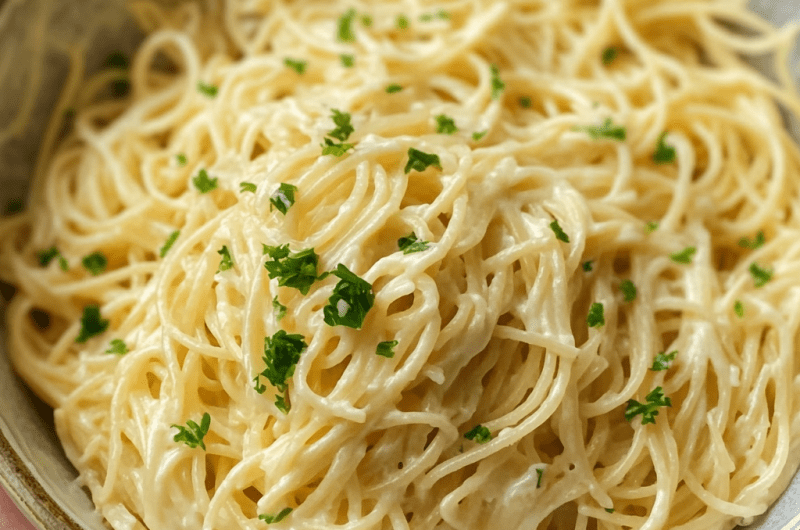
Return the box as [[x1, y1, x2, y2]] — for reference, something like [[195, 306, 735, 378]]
[[76, 305, 109, 343], [4, 199, 23, 215], [322, 138, 355, 157], [105, 339, 128, 355], [323, 264, 375, 329], [749, 262, 773, 287], [263, 245, 321, 295], [738, 230, 765, 250], [619, 279, 636, 302], [259, 508, 293, 524], [254, 330, 308, 412], [398, 232, 431, 254], [625, 386, 671, 425], [587, 303, 605, 328], [338, 8, 357, 42], [240, 182, 257, 193], [645, 221, 659, 233], [327, 109, 354, 142], [283, 58, 307, 74], [386, 84, 403, 93], [582, 260, 594, 272], [192, 169, 218, 193], [272, 296, 287, 320], [472, 130, 488, 141], [171, 412, 211, 450], [82, 252, 107, 276], [176, 153, 187, 166], [160, 231, 180, 258], [217, 245, 234, 273], [490, 64, 504, 100], [464, 424, 492, 444], [37, 246, 68, 270], [519, 96, 532, 108], [420, 9, 449, 21], [105, 51, 129, 69], [653, 131, 676, 164], [269, 183, 298, 214], [650, 350, 677, 371], [376, 340, 398, 358], [404, 148, 441, 174], [606, 508, 615, 514], [397, 14, 409, 29], [670, 246, 696, 264], [536, 468, 544, 488], [197, 81, 218, 97], [734, 300, 744, 317], [576, 118, 626, 141], [435, 114, 458, 134], [340, 54, 355, 67], [549, 220, 569, 243], [602, 47, 618, 65]]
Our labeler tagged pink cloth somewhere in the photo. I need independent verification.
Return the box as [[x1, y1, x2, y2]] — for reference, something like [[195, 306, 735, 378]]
[[0, 485, 38, 530]]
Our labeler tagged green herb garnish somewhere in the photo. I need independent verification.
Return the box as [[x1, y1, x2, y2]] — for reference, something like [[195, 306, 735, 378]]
[[76, 305, 109, 343], [269, 183, 298, 214], [398, 232, 430, 254], [105, 51, 129, 69], [619, 279, 636, 302], [338, 8, 357, 42], [420, 9, 449, 21], [602, 47, 618, 65], [582, 260, 594, 272], [37, 246, 68, 270], [323, 264, 374, 329], [397, 14, 409, 29], [105, 339, 128, 355], [536, 468, 544, 488], [670, 246, 696, 264], [192, 169, 218, 193], [322, 138, 355, 157], [160, 230, 180, 258], [217, 245, 234, 272], [340, 54, 355, 67], [171, 412, 210, 450], [734, 300, 744, 317], [283, 58, 307, 74], [587, 303, 604, 328], [435, 114, 458, 134], [263, 245, 321, 295], [82, 252, 107, 276], [519, 96, 532, 108], [240, 182, 257, 193], [650, 350, 677, 371], [490, 64, 504, 100], [376, 340, 398, 358], [386, 84, 403, 93], [259, 508, 293, 524], [272, 296, 287, 320], [549, 220, 569, 243], [738, 230, 765, 250], [749, 262, 772, 287], [472, 130, 488, 141], [361, 14, 372, 26], [464, 424, 492, 444], [576, 118, 626, 141], [176, 153, 187, 166], [625, 386, 671, 425], [645, 221, 659, 233], [4, 199, 23, 215], [197, 81, 218, 97], [653, 131, 676, 164], [605, 508, 615, 513], [327, 109, 354, 142], [404, 147, 441, 174], [253, 330, 308, 413]]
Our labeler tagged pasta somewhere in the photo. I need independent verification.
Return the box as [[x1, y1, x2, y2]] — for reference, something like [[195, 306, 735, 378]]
[[2, 0, 800, 528]]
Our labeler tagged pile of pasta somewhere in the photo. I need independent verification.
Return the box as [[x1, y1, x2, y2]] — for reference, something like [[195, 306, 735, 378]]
[[3, 0, 800, 528]]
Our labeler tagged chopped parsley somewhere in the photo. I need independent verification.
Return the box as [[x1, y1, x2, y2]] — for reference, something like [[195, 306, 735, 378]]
[[376, 340, 398, 358], [361, 14, 372, 27], [576, 118, 626, 141], [404, 148, 441, 174], [259, 508, 293, 524], [670, 246, 696, 264], [519, 96, 532, 108], [37, 246, 68, 271], [4, 199, 23, 215], [160, 230, 180, 258], [625, 386, 671, 425], [269, 183, 298, 214], [340, 54, 355, 67], [435, 114, 458, 134], [272, 296, 287, 320], [337, 8, 357, 42], [749, 262, 772, 287], [217, 245, 234, 273], [105, 51, 129, 69], [171, 412, 211, 450], [398, 232, 431, 254], [253, 330, 308, 412], [197, 81, 218, 97], [323, 264, 375, 329], [322, 138, 354, 156], [738, 230, 765, 250], [283, 58, 307, 75], [82, 252, 107, 276], [605, 508, 615, 514], [386, 83, 403, 93], [472, 130, 488, 141], [490, 64, 504, 100], [464, 424, 492, 444], [176, 153, 187, 166], [240, 182, 257, 193], [192, 169, 218, 193], [263, 245, 321, 295], [587, 303, 605, 328], [327, 109, 354, 142], [619, 279, 636, 302], [582, 260, 594, 272], [76, 305, 109, 343], [549, 220, 569, 243], [734, 300, 744, 317], [105, 339, 128, 355], [397, 14, 410, 29], [653, 131, 676, 164], [650, 350, 677, 371], [602, 47, 618, 65], [420, 9, 449, 21], [645, 221, 659, 233], [536, 468, 544, 488]]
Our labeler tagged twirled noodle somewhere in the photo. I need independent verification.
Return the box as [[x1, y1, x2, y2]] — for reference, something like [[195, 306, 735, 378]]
[[3, 1, 800, 529]]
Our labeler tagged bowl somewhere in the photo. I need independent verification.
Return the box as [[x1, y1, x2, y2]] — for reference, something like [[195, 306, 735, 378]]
[[0, 0, 799, 528]]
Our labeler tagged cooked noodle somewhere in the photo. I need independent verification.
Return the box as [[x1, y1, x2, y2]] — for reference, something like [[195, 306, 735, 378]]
[[2, 1, 800, 529]]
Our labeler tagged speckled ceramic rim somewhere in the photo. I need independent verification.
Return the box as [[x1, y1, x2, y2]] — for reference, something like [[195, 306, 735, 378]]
[[0, 427, 82, 530]]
